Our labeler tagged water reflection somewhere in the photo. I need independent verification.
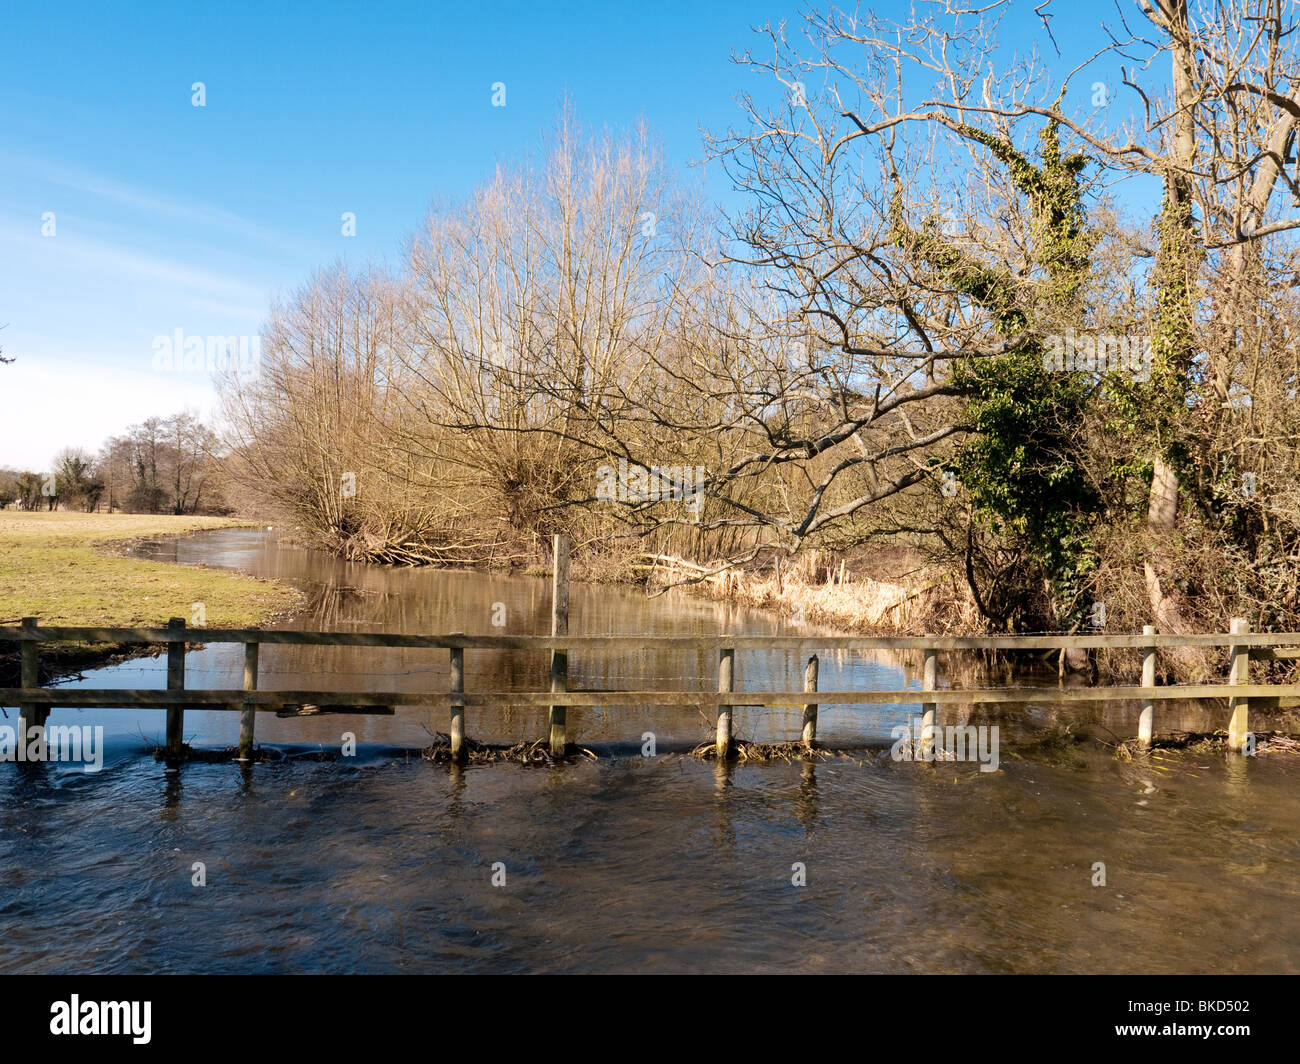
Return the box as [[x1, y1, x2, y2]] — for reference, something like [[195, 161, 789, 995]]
[[111, 530, 1297, 753]]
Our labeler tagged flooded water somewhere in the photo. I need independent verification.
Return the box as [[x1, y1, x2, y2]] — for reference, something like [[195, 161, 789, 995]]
[[2, 529, 1297, 973]]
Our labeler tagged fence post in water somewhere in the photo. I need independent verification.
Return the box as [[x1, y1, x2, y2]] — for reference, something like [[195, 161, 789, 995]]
[[1138, 625, 1157, 747], [19, 616, 46, 740], [801, 654, 819, 750], [239, 635, 259, 761], [920, 647, 938, 760], [449, 646, 465, 762], [549, 533, 570, 758], [1228, 617, 1251, 752], [716, 648, 734, 759], [165, 617, 186, 761]]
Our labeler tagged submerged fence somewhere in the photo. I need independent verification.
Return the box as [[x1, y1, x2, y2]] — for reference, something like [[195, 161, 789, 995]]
[[1, 618, 1297, 763]]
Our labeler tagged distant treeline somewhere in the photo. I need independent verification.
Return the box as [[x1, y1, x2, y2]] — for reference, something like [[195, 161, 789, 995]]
[[0, 412, 231, 515]]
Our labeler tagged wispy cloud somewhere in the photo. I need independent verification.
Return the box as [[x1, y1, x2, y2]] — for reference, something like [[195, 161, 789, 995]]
[[7, 148, 298, 250], [0, 218, 270, 308]]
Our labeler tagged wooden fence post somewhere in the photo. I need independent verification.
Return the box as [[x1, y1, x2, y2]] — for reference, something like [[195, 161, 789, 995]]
[[1228, 617, 1251, 752], [549, 533, 570, 758], [1138, 624, 1157, 747], [165, 617, 186, 761], [238, 635, 259, 761], [920, 647, 938, 760], [801, 654, 819, 750], [19, 616, 47, 741], [717, 648, 734, 759], [450, 646, 465, 762]]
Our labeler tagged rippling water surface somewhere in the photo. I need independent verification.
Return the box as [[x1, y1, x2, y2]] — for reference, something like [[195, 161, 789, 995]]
[[1, 530, 1296, 973]]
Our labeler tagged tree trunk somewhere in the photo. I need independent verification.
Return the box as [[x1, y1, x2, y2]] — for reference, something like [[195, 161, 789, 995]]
[[1143, 0, 1198, 644]]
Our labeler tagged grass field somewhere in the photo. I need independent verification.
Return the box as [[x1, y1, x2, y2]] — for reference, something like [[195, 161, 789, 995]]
[[0, 512, 301, 628]]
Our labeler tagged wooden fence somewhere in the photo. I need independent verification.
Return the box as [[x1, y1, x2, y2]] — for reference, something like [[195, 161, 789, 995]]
[[3, 535, 1298, 763], [2, 616, 1297, 763]]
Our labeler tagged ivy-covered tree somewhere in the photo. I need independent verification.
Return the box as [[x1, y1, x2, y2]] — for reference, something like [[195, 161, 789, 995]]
[[893, 121, 1103, 629]]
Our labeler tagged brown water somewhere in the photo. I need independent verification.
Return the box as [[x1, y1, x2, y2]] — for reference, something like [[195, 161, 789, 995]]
[[1, 529, 1297, 973]]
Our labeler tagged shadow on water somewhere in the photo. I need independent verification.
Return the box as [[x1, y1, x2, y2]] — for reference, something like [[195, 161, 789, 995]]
[[0, 528, 1295, 974]]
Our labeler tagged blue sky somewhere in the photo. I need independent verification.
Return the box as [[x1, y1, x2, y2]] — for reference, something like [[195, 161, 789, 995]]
[[0, 0, 1137, 469]]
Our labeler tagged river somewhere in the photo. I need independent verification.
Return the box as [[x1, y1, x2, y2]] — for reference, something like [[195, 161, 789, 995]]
[[1, 529, 1296, 973]]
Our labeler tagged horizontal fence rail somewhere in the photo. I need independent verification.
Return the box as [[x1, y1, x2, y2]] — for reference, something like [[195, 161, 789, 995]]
[[0, 685, 1297, 708], [6, 625, 1300, 650]]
